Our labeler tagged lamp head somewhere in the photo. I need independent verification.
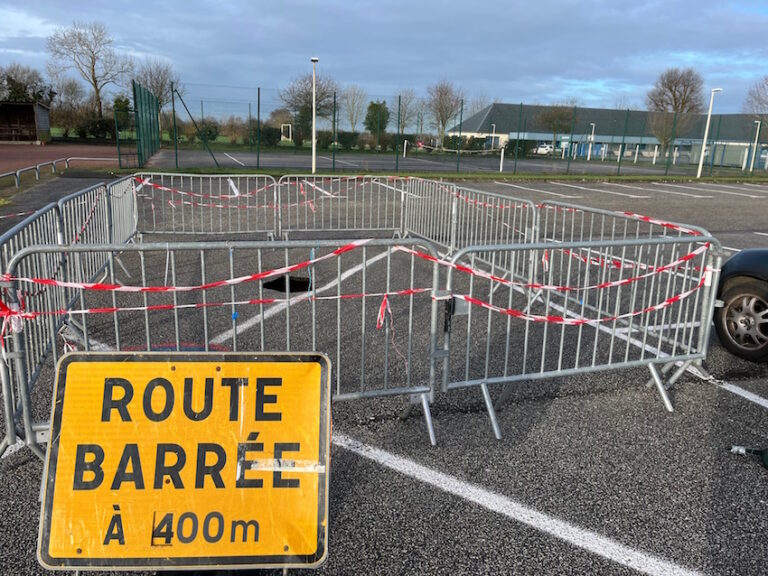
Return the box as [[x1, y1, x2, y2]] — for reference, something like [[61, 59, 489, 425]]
[[712, 87, 723, 93], [311, 57, 319, 63]]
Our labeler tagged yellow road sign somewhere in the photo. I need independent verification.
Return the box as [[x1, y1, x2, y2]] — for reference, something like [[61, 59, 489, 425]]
[[38, 352, 330, 570]]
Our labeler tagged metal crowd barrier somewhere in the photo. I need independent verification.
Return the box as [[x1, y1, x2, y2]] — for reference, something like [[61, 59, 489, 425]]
[[134, 172, 279, 236], [0, 157, 118, 189], [440, 236, 721, 437], [3, 238, 442, 455], [0, 172, 723, 458], [0, 178, 138, 458]]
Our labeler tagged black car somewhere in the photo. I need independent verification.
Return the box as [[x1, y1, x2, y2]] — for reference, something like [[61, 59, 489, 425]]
[[714, 249, 768, 362]]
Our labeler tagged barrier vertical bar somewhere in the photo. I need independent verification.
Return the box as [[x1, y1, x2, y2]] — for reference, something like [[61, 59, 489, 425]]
[[257, 87, 261, 170]]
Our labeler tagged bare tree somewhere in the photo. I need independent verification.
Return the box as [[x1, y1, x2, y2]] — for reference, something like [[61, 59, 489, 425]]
[[49, 77, 86, 137], [414, 98, 428, 137], [279, 73, 338, 136], [267, 108, 294, 129], [744, 76, 768, 140], [397, 88, 417, 134], [135, 58, 181, 112], [339, 85, 366, 132], [744, 76, 768, 114], [536, 101, 577, 152], [468, 93, 491, 116], [427, 80, 464, 147], [646, 67, 704, 154], [0, 63, 53, 102], [46, 21, 133, 118]]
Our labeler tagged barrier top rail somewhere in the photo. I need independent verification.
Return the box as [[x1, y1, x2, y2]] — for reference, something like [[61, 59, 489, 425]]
[[538, 199, 712, 238]]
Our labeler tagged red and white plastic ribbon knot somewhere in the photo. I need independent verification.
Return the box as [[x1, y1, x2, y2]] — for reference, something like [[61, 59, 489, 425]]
[[376, 294, 391, 330]]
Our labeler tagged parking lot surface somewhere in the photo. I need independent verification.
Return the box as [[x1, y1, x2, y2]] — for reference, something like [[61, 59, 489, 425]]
[[1, 176, 767, 575]]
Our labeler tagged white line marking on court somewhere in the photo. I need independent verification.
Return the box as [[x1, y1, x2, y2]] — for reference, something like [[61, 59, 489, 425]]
[[319, 156, 359, 167], [211, 250, 390, 345], [333, 433, 706, 576], [553, 182, 649, 199], [655, 182, 761, 199], [611, 182, 711, 199], [493, 181, 581, 198], [754, 232, 768, 237], [224, 152, 246, 166]]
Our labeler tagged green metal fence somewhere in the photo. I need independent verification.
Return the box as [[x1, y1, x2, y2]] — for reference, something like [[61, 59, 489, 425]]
[[132, 80, 161, 167]]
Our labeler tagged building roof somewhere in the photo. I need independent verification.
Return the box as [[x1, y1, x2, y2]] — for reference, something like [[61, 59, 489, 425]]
[[449, 103, 762, 143]]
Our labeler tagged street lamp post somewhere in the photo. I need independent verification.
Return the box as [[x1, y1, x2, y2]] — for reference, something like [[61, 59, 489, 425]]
[[311, 56, 319, 174], [587, 122, 595, 161], [696, 87, 722, 178], [749, 120, 761, 173], [490, 123, 496, 149]]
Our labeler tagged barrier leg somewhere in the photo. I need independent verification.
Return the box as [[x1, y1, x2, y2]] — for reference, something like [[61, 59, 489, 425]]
[[648, 363, 674, 412], [481, 383, 502, 440], [420, 393, 437, 446]]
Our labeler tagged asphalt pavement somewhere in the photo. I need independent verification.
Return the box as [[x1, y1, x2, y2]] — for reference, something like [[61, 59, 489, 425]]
[[1, 176, 767, 576]]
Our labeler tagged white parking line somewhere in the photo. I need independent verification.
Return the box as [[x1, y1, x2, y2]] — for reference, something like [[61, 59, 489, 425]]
[[717, 382, 768, 410], [613, 182, 711, 199], [754, 232, 768, 238], [223, 152, 246, 166], [211, 250, 390, 345], [554, 182, 649, 199], [701, 183, 768, 196], [334, 434, 706, 576], [656, 182, 761, 199], [493, 181, 581, 199]]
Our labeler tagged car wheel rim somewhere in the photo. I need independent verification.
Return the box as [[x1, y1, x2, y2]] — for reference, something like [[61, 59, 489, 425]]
[[725, 295, 768, 350]]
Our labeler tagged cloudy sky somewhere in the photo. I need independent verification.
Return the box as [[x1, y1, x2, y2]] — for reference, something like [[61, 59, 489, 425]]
[[1, 0, 767, 117]]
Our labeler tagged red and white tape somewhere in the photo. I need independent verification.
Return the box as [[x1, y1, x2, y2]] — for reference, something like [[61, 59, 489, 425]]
[[134, 177, 274, 200], [3, 239, 370, 294], [0, 210, 36, 221], [394, 243, 709, 293], [452, 274, 706, 326]]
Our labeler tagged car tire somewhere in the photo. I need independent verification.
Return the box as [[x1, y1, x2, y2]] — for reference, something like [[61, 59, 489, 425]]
[[714, 277, 768, 362]]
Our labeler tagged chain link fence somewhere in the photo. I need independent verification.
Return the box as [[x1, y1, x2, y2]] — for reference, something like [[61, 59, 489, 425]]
[[121, 81, 768, 176]]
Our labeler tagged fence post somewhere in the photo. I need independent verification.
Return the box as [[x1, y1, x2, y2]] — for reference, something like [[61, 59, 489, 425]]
[[709, 114, 722, 177], [514, 103, 523, 175], [257, 87, 261, 170], [566, 106, 577, 175], [456, 100, 464, 173], [395, 95, 401, 173], [171, 83, 179, 170], [114, 114, 122, 169], [664, 112, 678, 176], [332, 91, 337, 173], [248, 102, 253, 153], [617, 108, 630, 175]]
